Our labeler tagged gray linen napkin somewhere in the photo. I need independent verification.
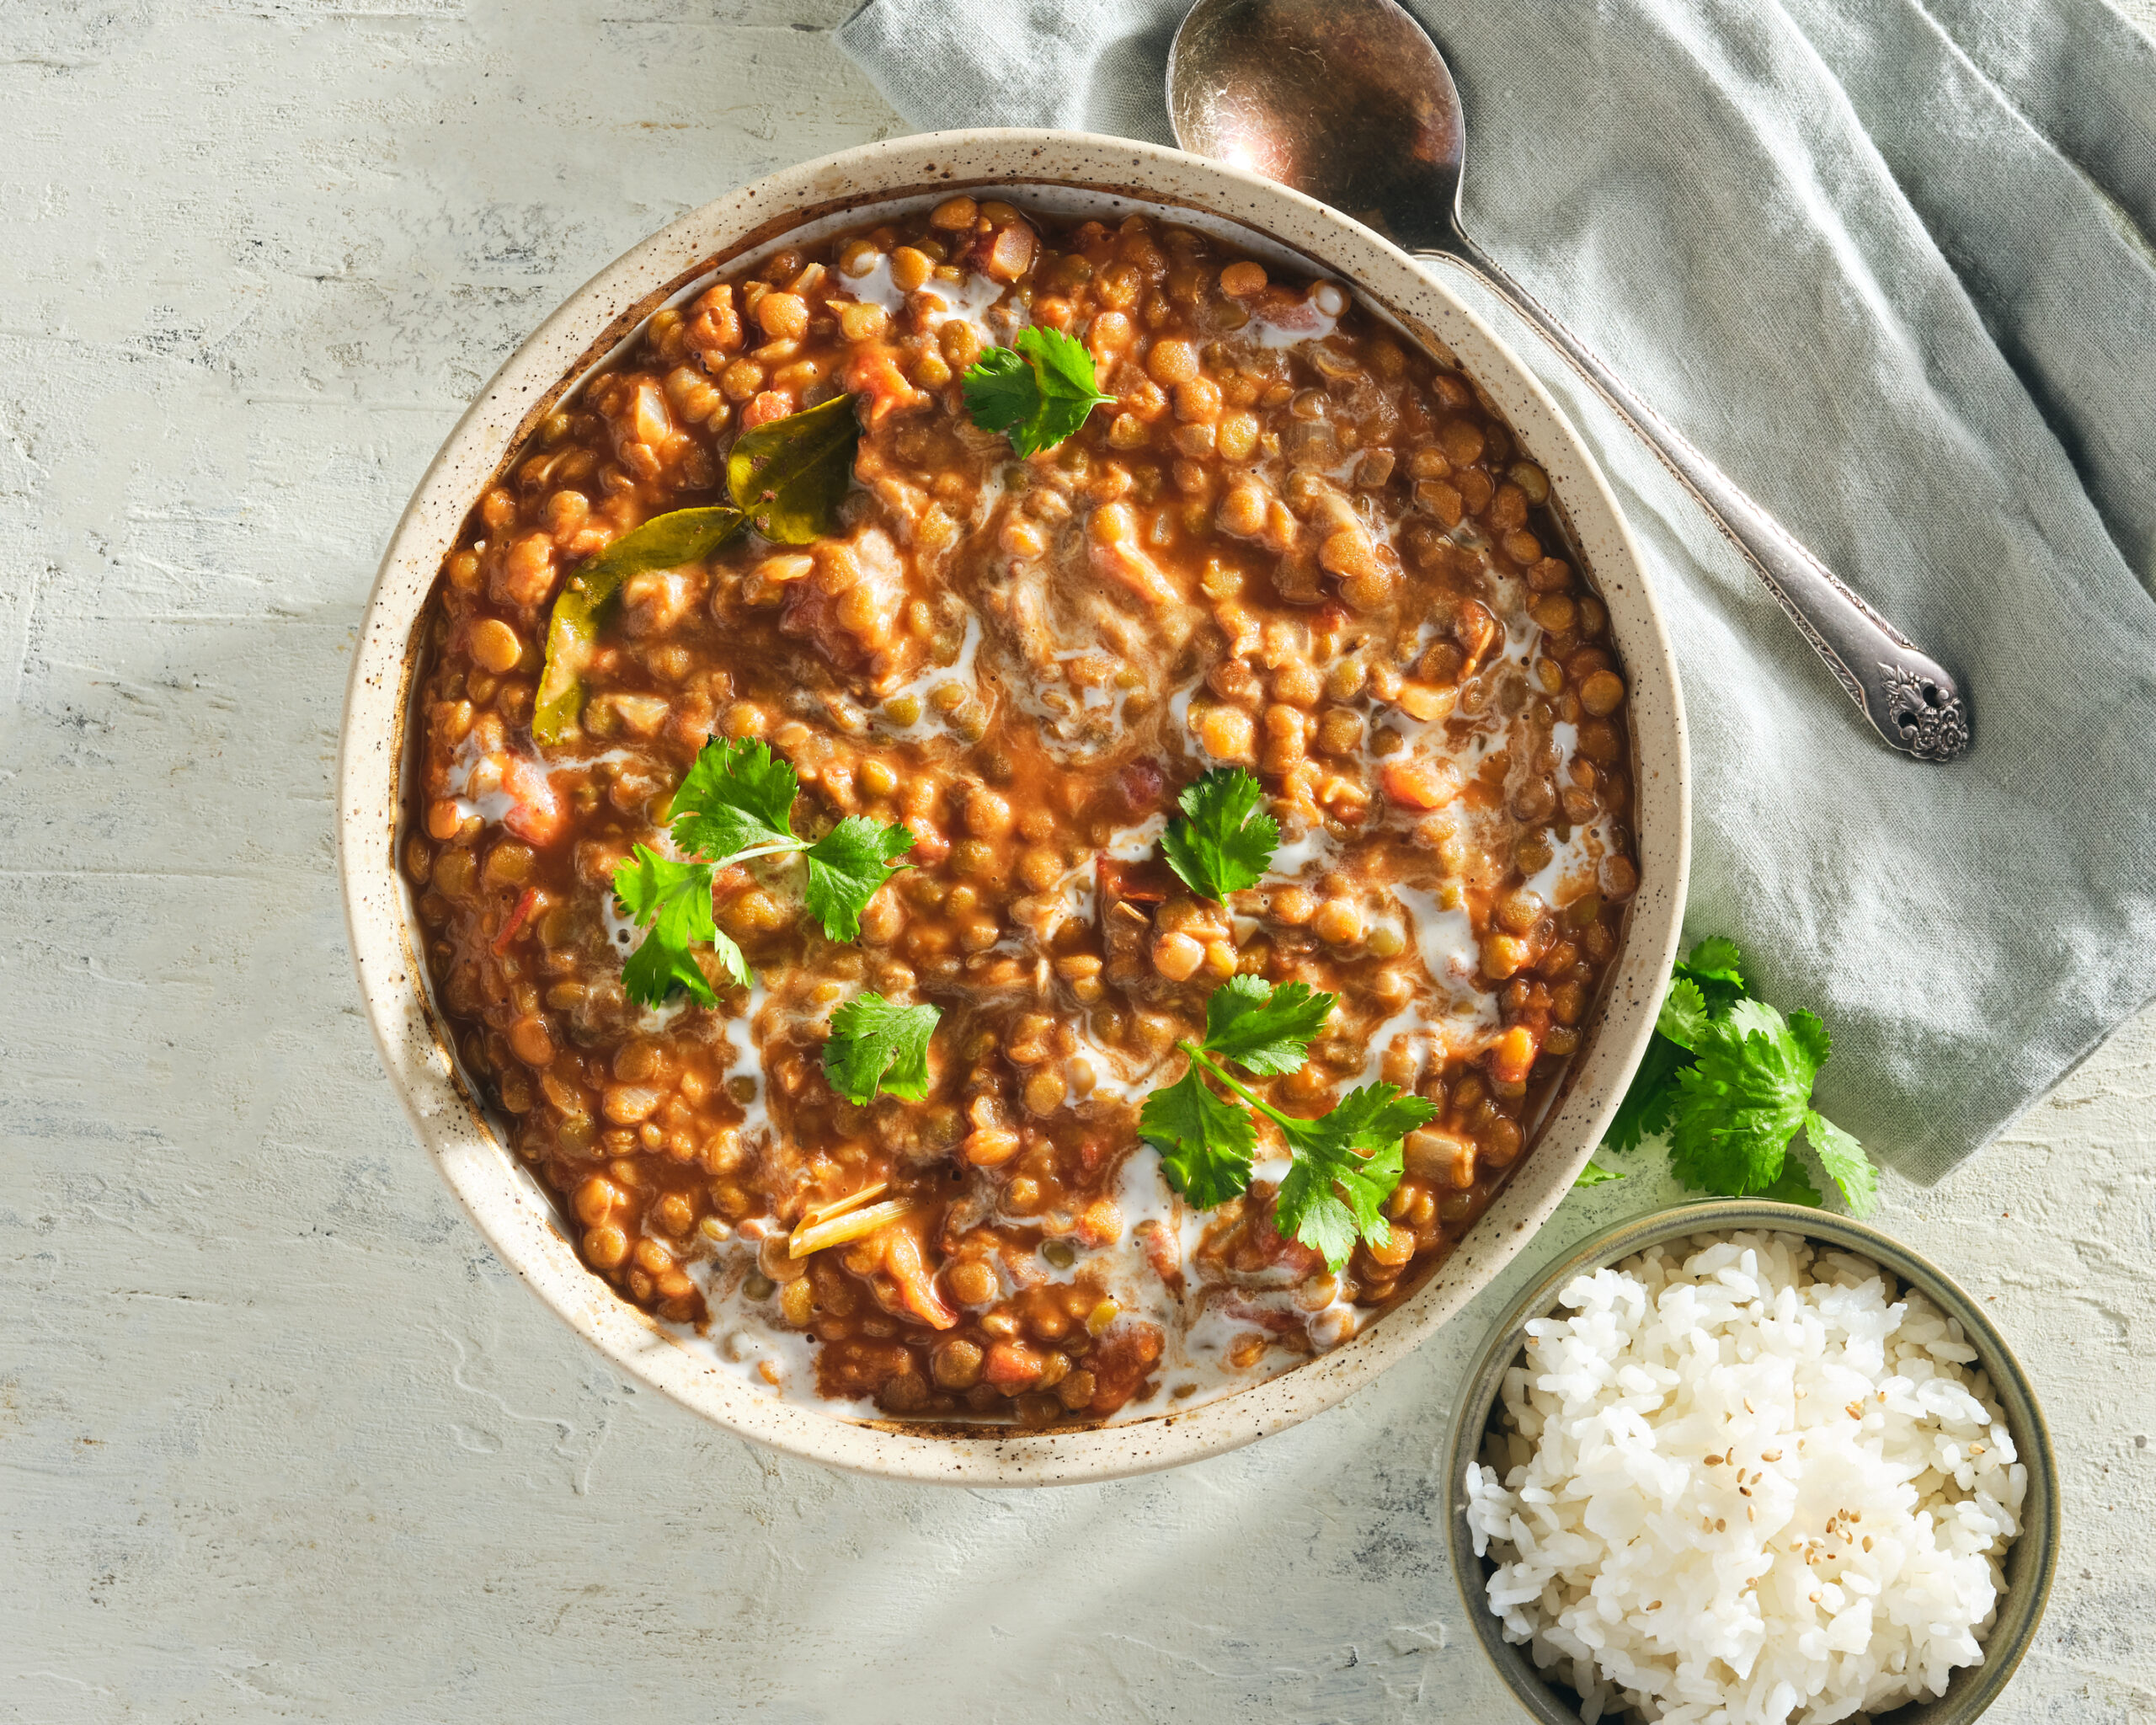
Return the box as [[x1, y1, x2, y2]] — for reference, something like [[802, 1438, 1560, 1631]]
[[835, 0, 2156, 1182]]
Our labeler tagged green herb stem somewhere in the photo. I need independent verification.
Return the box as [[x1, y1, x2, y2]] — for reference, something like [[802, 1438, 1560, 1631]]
[[726, 839, 806, 866], [1181, 1042, 1305, 1142]]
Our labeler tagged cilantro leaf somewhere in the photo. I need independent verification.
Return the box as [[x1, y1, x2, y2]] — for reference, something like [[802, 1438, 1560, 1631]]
[[622, 927, 720, 1007], [822, 992, 940, 1104], [802, 817, 915, 943], [1160, 767, 1281, 902], [1680, 935, 1746, 987], [620, 929, 719, 1005], [1276, 1170, 1371, 1274], [958, 347, 1036, 440], [1604, 932, 1876, 1213], [1140, 1065, 1257, 1208], [1804, 1108, 1878, 1215], [664, 736, 910, 942], [611, 845, 730, 1007], [1723, 994, 1811, 1057], [1789, 1008, 1831, 1074], [1283, 1082, 1438, 1162], [668, 737, 800, 859], [1274, 1084, 1428, 1273], [1675, 936, 1748, 1017], [1603, 1030, 1689, 1153], [1574, 1159, 1625, 1188], [1656, 975, 1710, 1050], [1758, 1156, 1826, 1207], [1200, 974, 1336, 1075], [1667, 999, 1822, 1197], [963, 326, 1114, 457]]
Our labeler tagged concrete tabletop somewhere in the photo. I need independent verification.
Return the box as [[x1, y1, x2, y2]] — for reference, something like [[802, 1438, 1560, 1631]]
[[3, 4, 2150, 1721]]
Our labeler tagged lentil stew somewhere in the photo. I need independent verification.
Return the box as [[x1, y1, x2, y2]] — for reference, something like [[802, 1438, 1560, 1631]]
[[401, 195, 1641, 1429]]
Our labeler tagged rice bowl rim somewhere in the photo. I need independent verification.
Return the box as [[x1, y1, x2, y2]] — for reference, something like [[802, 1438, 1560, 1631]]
[[1441, 1200, 2060, 1725]]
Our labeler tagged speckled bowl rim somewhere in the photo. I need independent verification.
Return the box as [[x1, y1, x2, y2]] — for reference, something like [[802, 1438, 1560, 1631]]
[[1442, 1200, 2060, 1723], [336, 129, 1692, 1486]]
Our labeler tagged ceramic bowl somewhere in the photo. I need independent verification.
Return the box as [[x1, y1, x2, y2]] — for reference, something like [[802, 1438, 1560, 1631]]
[[337, 129, 1691, 1485], [1444, 1201, 2059, 1723]]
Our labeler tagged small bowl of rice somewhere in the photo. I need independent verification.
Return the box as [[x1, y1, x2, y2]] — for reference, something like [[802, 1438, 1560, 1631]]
[[1444, 1202, 2058, 1725]]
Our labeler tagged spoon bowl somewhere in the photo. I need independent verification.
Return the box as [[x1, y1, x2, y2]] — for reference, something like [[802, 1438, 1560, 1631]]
[[1168, 0, 1972, 762], [1168, 0, 1460, 248]]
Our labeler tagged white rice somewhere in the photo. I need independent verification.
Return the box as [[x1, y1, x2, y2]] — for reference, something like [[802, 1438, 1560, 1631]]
[[1464, 1230, 2025, 1725]]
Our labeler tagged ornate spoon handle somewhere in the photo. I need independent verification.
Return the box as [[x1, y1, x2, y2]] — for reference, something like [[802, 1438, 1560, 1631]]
[[1419, 238, 1970, 762]]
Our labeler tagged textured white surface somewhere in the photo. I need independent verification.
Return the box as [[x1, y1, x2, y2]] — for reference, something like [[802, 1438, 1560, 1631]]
[[2, 3, 2151, 1721]]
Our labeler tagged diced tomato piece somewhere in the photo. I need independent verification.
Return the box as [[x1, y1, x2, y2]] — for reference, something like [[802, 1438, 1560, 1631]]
[[1454, 600, 1501, 668], [984, 1338, 1048, 1393], [740, 390, 790, 430], [500, 756, 566, 846], [1382, 758, 1459, 811], [844, 343, 925, 425], [1136, 1219, 1183, 1293], [1486, 1023, 1539, 1086], [903, 816, 948, 866], [1219, 1294, 1303, 1336], [491, 887, 540, 953], [1085, 1321, 1165, 1416]]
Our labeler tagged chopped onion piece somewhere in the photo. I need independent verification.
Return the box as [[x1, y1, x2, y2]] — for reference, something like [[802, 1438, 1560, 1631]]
[[789, 1199, 910, 1259], [799, 1181, 890, 1231]]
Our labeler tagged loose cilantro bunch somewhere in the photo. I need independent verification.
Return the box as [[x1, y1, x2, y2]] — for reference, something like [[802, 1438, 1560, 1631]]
[[1599, 936, 1878, 1213], [1161, 767, 1280, 902], [962, 326, 1114, 457], [611, 736, 914, 1008], [823, 992, 942, 1105], [1139, 975, 1438, 1272]]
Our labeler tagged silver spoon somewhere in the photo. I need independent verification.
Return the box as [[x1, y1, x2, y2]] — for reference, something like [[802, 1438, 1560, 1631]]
[[1168, 0, 1970, 761]]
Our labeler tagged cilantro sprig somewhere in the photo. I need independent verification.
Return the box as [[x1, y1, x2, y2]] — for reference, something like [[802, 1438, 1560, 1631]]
[[962, 326, 1114, 457], [1161, 767, 1280, 902], [1601, 936, 1878, 1213], [610, 736, 915, 1007], [1139, 975, 1438, 1271], [613, 844, 742, 1008], [823, 992, 942, 1105]]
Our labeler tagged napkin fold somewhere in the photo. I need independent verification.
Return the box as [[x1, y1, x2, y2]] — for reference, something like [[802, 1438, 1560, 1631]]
[[836, 0, 2156, 1181]]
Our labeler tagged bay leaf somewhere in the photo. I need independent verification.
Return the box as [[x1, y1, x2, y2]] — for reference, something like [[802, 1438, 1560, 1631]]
[[530, 505, 743, 743], [726, 393, 862, 545]]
